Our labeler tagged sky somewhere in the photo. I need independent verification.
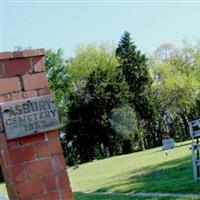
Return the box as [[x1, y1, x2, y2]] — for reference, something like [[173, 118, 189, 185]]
[[1, 1, 200, 57]]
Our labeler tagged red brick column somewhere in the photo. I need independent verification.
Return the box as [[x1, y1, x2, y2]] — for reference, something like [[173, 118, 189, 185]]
[[0, 49, 73, 200]]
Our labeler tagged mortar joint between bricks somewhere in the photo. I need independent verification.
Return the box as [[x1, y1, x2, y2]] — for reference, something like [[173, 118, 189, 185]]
[[17, 75, 25, 92], [44, 132, 49, 141], [58, 190, 63, 200], [19, 139, 22, 146], [36, 89, 40, 96], [55, 175, 60, 190], [20, 141, 41, 147], [29, 57, 34, 74], [33, 143, 40, 160], [7, 93, 12, 101], [41, 176, 48, 194], [51, 156, 57, 173], [28, 70, 43, 75], [8, 182, 17, 199], [23, 163, 29, 181], [0, 61, 7, 77]]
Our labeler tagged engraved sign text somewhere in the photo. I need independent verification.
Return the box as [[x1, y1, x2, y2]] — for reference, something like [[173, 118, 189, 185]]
[[1, 95, 60, 139]]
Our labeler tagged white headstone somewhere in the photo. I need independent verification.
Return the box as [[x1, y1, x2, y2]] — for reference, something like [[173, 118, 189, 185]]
[[162, 138, 175, 150]]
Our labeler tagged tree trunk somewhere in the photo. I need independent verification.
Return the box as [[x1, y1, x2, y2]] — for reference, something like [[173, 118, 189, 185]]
[[139, 138, 145, 151], [104, 146, 110, 157]]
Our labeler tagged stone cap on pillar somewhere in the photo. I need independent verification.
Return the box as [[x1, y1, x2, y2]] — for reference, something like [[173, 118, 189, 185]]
[[0, 49, 45, 60]]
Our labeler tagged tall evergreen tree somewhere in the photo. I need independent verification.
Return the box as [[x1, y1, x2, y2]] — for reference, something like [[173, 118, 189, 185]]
[[116, 31, 153, 119], [66, 67, 131, 162]]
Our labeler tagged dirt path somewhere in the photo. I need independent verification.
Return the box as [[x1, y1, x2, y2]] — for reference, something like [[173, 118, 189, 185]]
[[84, 191, 200, 199]]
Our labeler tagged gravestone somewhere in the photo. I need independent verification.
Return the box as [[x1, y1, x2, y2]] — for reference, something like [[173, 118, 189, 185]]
[[0, 49, 73, 199], [162, 138, 175, 150]]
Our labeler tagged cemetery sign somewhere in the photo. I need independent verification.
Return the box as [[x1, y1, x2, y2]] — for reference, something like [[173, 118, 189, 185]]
[[0, 95, 60, 139]]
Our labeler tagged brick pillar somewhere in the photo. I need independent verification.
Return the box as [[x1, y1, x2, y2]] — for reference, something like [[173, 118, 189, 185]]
[[0, 49, 73, 200]]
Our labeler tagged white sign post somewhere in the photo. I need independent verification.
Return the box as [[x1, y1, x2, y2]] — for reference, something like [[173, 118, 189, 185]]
[[189, 118, 200, 182]]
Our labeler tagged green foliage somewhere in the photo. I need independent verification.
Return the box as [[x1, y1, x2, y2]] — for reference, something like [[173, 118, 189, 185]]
[[116, 31, 153, 120], [45, 34, 200, 164], [66, 67, 131, 162], [148, 40, 200, 143], [115, 32, 157, 149], [116, 31, 152, 96], [110, 105, 138, 138], [45, 48, 68, 92], [45, 48, 69, 129], [67, 43, 118, 92], [45, 45, 127, 164]]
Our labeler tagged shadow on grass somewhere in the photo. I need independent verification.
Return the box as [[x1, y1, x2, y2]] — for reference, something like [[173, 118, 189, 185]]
[[95, 155, 200, 194]]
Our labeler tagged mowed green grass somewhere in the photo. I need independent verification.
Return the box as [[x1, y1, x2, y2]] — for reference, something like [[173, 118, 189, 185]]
[[0, 140, 199, 200], [0, 183, 7, 196], [68, 140, 200, 194]]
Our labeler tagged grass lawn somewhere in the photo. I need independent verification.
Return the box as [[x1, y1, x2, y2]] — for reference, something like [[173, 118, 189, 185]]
[[0, 140, 199, 200], [0, 183, 7, 196], [68, 140, 200, 195]]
